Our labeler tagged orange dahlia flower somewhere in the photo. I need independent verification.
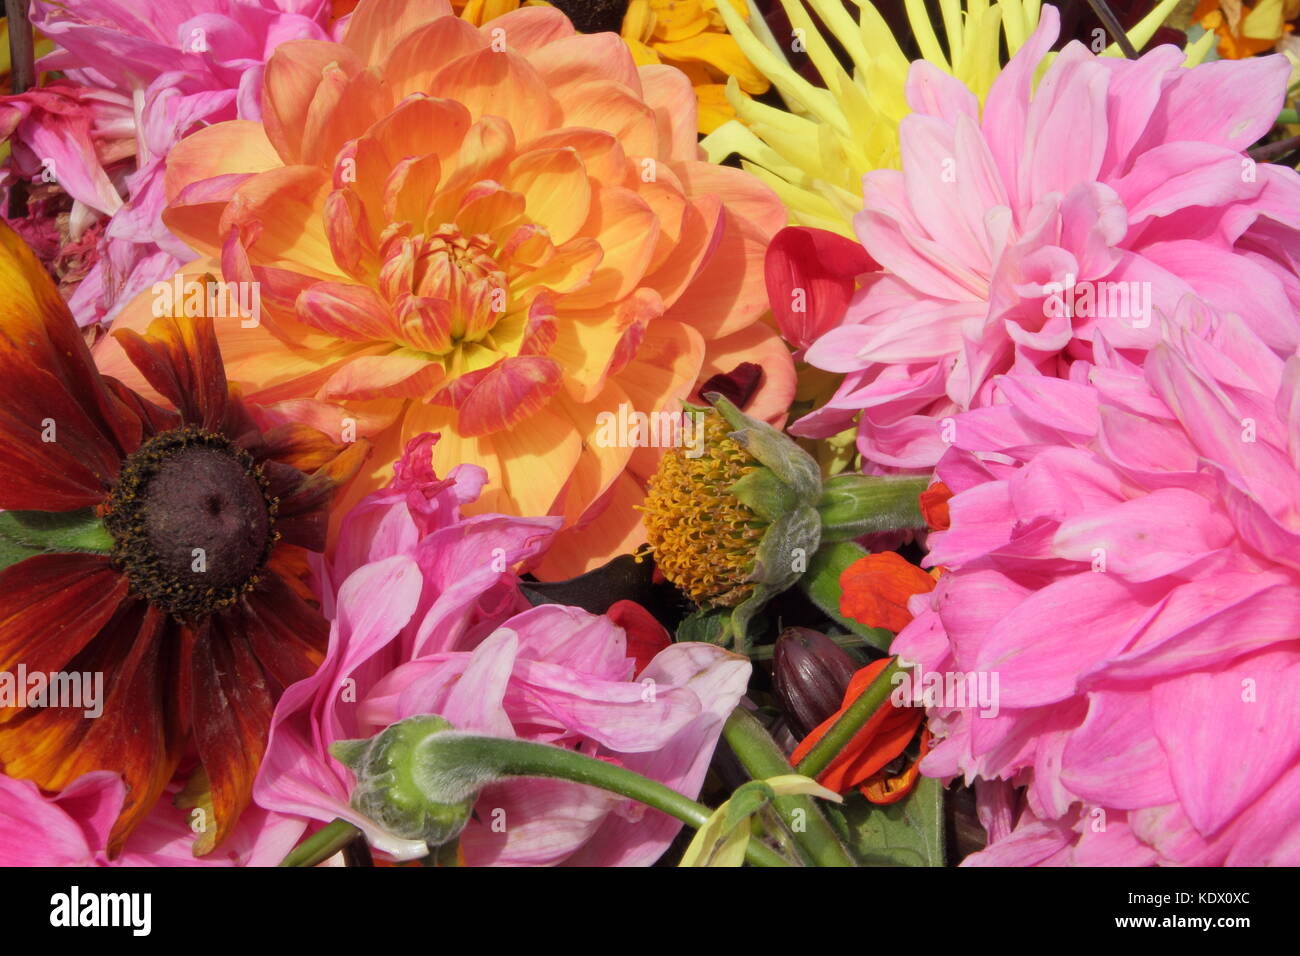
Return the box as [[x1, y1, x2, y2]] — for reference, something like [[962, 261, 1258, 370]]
[[0, 222, 366, 855], [97, 0, 793, 579]]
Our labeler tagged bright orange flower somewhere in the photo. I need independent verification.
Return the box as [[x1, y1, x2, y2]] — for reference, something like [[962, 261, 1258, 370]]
[[839, 551, 937, 634], [790, 658, 924, 800], [96, 0, 794, 579]]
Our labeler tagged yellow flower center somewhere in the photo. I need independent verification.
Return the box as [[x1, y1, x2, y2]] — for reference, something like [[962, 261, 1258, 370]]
[[641, 411, 766, 607], [378, 225, 508, 356]]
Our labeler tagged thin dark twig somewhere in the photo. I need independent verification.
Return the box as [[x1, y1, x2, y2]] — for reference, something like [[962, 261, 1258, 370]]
[[1248, 134, 1300, 164], [5, 0, 36, 219], [4, 0, 36, 94], [1084, 0, 1141, 59]]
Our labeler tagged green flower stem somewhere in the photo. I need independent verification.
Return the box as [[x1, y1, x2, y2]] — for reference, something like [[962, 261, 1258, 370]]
[[422, 734, 791, 867], [795, 657, 903, 780], [279, 818, 363, 867], [285, 736, 795, 867], [815, 474, 930, 543], [722, 708, 856, 867]]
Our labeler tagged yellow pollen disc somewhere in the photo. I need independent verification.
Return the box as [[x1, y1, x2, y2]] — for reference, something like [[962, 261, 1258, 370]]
[[640, 411, 767, 608]]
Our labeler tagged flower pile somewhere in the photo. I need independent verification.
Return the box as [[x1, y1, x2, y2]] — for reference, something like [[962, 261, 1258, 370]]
[[0, 0, 1295, 871]]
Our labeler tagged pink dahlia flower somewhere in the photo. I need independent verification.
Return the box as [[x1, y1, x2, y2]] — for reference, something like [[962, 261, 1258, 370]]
[[894, 296, 1300, 865], [0, 1, 333, 325], [0, 771, 304, 866], [256, 434, 750, 865], [796, 3, 1300, 470]]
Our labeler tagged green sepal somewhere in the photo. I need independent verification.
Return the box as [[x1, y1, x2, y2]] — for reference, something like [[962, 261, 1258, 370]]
[[729, 504, 822, 653], [798, 541, 894, 651], [328, 738, 371, 772], [705, 393, 821, 504], [0, 508, 115, 573], [728, 466, 796, 523], [815, 474, 930, 543]]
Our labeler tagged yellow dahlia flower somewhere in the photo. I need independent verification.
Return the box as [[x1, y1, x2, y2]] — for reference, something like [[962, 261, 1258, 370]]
[[621, 0, 773, 133], [703, 0, 1215, 236], [452, 0, 770, 133], [96, 0, 796, 579]]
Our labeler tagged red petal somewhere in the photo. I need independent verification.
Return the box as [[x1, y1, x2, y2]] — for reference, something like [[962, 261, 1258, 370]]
[[764, 226, 875, 351], [112, 314, 228, 432], [0, 602, 182, 856], [0, 222, 141, 465], [190, 617, 275, 853], [789, 658, 924, 794], [607, 599, 671, 676], [0, 554, 126, 678], [241, 574, 327, 690], [839, 551, 937, 633]]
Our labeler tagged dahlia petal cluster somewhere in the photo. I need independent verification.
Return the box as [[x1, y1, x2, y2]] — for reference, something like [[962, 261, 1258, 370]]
[[94, 0, 795, 579], [894, 296, 1300, 865], [256, 434, 751, 864], [0, 0, 335, 325], [796, 4, 1300, 471]]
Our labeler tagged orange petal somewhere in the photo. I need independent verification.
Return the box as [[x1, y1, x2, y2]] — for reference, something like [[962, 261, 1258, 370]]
[[262, 39, 366, 165], [839, 551, 937, 633], [920, 481, 953, 531], [428, 47, 561, 145], [383, 17, 485, 100], [345, 0, 454, 67]]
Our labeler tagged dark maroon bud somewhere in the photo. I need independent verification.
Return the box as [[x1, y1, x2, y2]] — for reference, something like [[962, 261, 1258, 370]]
[[772, 627, 857, 737]]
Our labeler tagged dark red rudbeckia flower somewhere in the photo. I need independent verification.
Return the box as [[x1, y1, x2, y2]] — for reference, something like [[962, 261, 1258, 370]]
[[0, 223, 368, 856]]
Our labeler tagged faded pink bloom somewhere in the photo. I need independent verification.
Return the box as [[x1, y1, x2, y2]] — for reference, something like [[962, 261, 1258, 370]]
[[0, 771, 304, 866], [0, 1, 334, 325], [256, 433, 751, 865], [795, 4, 1300, 471], [894, 296, 1300, 866]]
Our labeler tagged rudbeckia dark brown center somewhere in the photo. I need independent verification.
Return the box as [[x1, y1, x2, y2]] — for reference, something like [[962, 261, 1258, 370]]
[[548, 0, 628, 35], [105, 426, 279, 619]]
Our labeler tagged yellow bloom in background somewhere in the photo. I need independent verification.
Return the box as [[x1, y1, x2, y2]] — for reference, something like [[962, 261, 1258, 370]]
[[703, 0, 1216, 236], [451, 0, 526, 24], [1194, 0, 1299, 58], [622, 0, 772, 133], [451, 0, 769, 133]]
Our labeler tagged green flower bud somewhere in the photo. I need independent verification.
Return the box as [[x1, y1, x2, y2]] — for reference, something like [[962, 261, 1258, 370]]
[[331, 715, 476, 848]]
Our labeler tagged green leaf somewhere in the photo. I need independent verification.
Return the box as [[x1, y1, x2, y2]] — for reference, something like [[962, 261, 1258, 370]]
[[0, 508, 114, 572], [798, 541, 894, 651], [675, 606, 733, 646], [837, 774, 947, 867]]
